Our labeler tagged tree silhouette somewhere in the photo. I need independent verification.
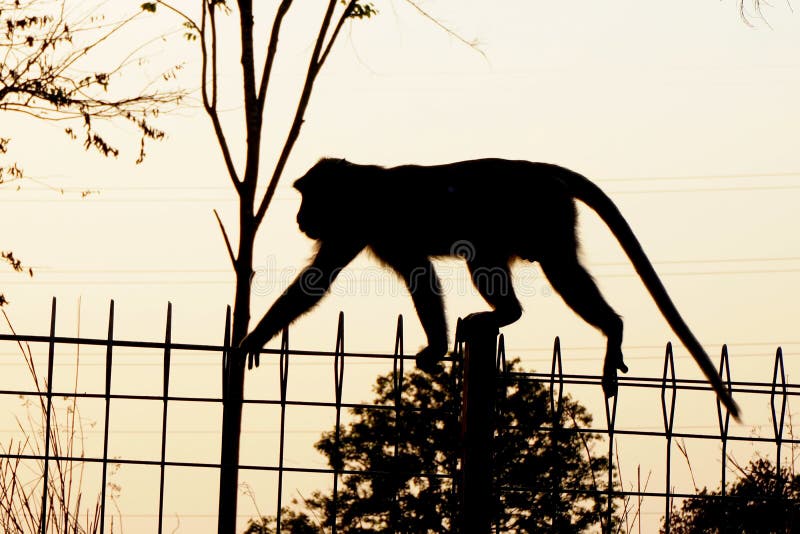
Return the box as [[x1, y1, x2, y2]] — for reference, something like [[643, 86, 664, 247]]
[[247, 359, 615, 533], [664, 457, 800, 533]]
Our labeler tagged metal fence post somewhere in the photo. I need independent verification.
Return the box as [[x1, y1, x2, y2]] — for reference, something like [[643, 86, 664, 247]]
[[217, 305, 236, 534], [459, 319, 498, 534], [276, 327, 290, 533], [157, 303, 172, 534], [391, 315, 405, 532], [39, 297, 57, 534], [331, 312, 345, 533], [717, 345, 732, 532], [100, 300, 115, 534], [604, 379, 618, 534], [661, 342, 677, 534]]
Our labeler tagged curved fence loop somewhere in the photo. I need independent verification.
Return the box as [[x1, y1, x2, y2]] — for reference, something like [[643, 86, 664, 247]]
[[771, 347, 787, 477], [716, 344, 732, 440], [661, 342, 677, 436], [393, 315, 405, 403], [549, 336, 564, 427], [661, 342, 678, 534], [716, 344, 732, 510], [331, 311, 346, 534], [496, 333, 506, 374], [453, 317, 465, 360]]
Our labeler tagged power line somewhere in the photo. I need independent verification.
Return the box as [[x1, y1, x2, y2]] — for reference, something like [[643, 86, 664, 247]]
[[20, 256, 800, 274], [5, 171, 800, 201], [18, 170, 800, 191]]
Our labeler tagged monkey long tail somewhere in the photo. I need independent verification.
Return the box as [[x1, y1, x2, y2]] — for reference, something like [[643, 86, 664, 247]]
[[557, 165, 741, 421]]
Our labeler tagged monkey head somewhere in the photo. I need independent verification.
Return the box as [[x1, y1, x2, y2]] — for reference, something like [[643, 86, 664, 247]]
[[293, 158, 362, 240]]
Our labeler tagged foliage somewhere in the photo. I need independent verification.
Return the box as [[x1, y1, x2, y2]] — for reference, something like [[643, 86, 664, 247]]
[[664, 457, 800, 533], [1, 0, 183, 304], [0, 249, 33, 306], [1, 0, 183, 162], [249, 359, 615, 533], [243, 508, 318, 534]]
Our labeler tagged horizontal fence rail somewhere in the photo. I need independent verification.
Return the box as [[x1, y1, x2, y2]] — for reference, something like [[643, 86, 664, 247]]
[[0, 298, 796, 533]]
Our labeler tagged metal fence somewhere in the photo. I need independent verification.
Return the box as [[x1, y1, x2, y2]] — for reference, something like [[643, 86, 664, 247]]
[[0, 298, 796, 533]]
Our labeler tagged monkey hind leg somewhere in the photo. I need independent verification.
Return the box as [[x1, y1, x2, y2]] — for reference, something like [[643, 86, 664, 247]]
[[540, 257, 627, 398], [383, 255, 448, 374]]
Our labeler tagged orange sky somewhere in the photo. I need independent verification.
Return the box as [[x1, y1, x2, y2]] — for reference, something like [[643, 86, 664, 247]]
[[1, 1, 799, 530]]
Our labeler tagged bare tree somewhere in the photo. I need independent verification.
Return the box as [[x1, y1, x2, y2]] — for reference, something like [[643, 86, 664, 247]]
[[138, 1, 381, 531]]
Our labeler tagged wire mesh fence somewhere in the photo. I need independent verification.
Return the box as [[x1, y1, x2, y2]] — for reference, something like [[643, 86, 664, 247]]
[[0, 298, 796, 533]]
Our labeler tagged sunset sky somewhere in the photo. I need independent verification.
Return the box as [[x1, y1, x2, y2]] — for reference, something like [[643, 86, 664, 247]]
[[1, 0, 799, 530]]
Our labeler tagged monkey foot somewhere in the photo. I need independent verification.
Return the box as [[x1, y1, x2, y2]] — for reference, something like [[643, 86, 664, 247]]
[[461, 312, 498, 333], [415, 345, 446, 374]]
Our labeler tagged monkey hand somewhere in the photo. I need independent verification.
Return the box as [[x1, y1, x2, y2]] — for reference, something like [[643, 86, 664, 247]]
[[238, 332, 265, 370]]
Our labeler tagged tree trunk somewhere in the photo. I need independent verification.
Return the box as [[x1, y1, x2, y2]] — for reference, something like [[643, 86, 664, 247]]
[[217, 212, 255, 534]]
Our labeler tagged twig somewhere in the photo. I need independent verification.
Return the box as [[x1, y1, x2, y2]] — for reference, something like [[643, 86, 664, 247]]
[[213, 209, 236, 267], [403, 0, 486, 58]]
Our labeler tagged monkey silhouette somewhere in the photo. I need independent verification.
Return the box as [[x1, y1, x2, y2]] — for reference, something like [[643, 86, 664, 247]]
[[240, 158, 740, 420]]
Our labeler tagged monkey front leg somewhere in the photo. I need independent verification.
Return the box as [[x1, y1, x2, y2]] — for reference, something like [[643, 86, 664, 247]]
[[239, 242, 360, 367]]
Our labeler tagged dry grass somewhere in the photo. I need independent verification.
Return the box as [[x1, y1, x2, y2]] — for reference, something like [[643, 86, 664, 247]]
[[0, 309, 121, 534]]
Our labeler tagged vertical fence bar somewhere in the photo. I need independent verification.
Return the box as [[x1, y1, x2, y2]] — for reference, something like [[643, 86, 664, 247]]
[[603, 384, 618, 534], [496, 333, 506, 373], [331, 312, 345, 534], [549, 337, 565, 530], [276, 327, 290, 533], [38, 297, 57, 534], [716, 345, 732, 531], [390, 315, 404, 532], [217, 305, 237, 534], [452, 318, 465, 512], [459, 318, 498, 534], [771, 347, 787, 480], [494, 334, 506, 534], [99, 300, 115, 534], [661, 342, 677, 534], [157, 303, 172, 534], [549, 337, 564, 425]]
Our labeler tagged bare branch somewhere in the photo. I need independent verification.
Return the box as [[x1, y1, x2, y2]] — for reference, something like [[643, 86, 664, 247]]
[[254, 0, 341, 226], [256, 0, 293, 111], [319, 1, 356, 66], [214, 209, 236, 267], [154, 1, 200, 32], [403, 0, 485, 58], [195, 0, 240, 189]]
